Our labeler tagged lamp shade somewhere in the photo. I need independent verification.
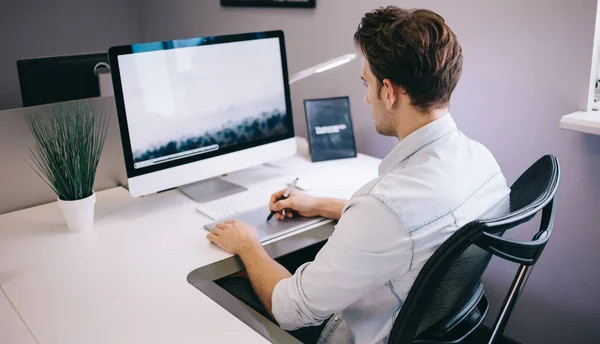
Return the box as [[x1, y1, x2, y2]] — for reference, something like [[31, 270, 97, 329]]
[[288, 53, 357, 85]]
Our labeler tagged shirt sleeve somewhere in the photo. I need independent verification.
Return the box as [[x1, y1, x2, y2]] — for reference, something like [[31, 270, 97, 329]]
[[271, 194, 413, 330]]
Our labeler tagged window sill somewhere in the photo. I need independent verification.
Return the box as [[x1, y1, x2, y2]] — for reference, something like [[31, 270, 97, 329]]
[[560, 111, 600, 135]]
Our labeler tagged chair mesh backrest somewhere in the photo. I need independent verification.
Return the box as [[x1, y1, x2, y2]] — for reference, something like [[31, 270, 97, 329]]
[[415, 243, 492, 337], [415, 156, 556, 336], [509, 156, 555, 212], [390, 155, 559, 343]]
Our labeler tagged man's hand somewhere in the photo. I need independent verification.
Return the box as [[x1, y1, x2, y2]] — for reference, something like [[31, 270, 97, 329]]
[[269, 189, 321, 220], [207, 220, 260, 255], [206, 219, 291, 317]]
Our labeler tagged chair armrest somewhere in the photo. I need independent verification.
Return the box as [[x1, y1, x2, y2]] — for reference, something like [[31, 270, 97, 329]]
[[474, 197, 556, 266], [474, 230, 549, 265]]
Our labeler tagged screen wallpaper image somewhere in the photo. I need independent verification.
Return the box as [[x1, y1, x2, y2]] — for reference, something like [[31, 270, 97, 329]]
[[117, 37, 289, 168]]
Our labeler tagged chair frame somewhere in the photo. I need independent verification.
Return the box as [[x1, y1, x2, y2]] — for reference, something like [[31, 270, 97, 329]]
[[388, 155, 560, 344]]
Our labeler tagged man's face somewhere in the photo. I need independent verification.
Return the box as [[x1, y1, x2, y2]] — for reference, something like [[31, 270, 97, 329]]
[[361, 58, 396, 136]]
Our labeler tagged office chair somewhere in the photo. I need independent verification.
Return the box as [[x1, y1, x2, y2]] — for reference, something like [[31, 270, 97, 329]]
[[388, 155, 560, 344]]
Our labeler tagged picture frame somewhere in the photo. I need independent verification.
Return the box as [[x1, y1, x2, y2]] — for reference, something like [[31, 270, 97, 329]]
[[304, 96, 357, 162], [221, 0, 316, 8]]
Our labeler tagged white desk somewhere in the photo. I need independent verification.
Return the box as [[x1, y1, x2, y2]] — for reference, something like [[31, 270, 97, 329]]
[[0, 144, 381, 344], [0, 287, 36, 344]]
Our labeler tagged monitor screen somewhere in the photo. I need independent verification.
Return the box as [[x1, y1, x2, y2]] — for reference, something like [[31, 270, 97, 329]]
[[17, 53, 108, 107], [110, 31, 294, 178]]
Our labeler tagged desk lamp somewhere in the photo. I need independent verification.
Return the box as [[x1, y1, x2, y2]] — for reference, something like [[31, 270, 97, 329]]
[[98, 53, 357, 96], [288, 53, 357, 85]]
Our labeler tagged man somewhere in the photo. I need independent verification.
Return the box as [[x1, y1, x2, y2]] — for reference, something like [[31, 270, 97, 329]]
[[207, 6, 510, 344]]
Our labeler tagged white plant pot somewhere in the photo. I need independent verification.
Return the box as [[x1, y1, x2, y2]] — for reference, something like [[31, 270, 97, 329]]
[[57, 192, 96, 233]]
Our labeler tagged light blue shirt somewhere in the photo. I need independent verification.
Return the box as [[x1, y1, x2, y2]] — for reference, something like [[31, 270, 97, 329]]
[[272, 114, 510, 343]]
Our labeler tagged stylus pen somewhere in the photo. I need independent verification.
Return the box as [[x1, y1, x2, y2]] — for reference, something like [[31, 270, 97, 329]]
[[267, 178, 298, 222]]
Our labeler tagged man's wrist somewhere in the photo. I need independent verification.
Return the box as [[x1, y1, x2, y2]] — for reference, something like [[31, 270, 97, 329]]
[[315, 197, 327, 218], [237, 241, 263, 258], [316, 197, 338, 219]]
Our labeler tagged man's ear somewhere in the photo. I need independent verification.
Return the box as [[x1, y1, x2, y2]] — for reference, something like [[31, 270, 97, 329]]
[[382, 78, 398, 109]]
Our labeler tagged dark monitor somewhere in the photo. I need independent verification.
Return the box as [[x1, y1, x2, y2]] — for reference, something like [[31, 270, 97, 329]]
[[17, 53, 108, 107]]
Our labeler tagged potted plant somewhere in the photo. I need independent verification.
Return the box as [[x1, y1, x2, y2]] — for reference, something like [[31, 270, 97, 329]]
[[27, 101, 109, 232]]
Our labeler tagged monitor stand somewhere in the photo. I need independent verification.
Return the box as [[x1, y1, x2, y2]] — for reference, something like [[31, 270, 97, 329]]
[[179, 177, 248, 203]]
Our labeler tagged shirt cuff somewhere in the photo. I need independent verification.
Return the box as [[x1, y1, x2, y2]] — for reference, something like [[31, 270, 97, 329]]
[[271, 276, 300, 331]]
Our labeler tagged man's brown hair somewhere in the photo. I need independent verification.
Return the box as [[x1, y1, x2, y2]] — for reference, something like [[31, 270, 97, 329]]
[[354, 7, 463, 112]]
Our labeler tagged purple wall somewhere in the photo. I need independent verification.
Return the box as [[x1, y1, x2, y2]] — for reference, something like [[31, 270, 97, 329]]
[[137, 0, 600, 342], [0, 0, 141, 110], [449, 2, 600, 342]]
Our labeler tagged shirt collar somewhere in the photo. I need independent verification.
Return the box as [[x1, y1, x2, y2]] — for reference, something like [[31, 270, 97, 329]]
[[378, 113, 458, 176]]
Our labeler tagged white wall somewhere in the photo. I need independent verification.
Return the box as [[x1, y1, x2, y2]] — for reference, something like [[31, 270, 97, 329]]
[[138, 1, 600, 343]]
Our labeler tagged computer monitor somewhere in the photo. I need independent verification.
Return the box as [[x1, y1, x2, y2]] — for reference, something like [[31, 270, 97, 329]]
[[17, 53, 108, 107], [108, 30, 296, 200]]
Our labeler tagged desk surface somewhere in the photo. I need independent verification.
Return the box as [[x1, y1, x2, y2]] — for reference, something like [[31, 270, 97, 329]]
[[0, 147, 381, 344], [0, 286, 36, 344]]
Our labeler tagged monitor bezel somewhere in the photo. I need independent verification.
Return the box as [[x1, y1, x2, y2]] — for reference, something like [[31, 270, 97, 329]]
[[108, 30, 294, 179]]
